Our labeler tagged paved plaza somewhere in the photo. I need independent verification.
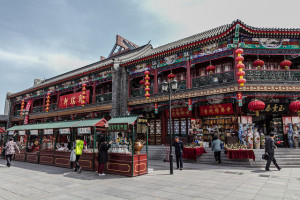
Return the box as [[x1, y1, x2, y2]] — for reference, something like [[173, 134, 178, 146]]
[[0, 159, 300, 200]]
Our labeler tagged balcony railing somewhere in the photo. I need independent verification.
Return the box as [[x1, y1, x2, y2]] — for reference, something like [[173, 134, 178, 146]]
[[158, 80, 186, 93], [49, 104, 57, 111], [245, 70, 300, 82], [14, 110, 21, 116], [130, 86, 153, 98], [32, 106, 43, 113], [96, 93, 112, 103], [192, 71, 234, 88]]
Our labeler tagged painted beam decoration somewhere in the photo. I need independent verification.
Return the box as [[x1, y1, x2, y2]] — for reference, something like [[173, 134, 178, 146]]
[[243, 38, 300, 49], [191, 40, 230, 60], [59, 90, 90, 108]]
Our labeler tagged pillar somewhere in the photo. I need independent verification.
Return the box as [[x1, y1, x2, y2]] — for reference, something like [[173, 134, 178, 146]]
[[92, 81, 96, 104], [56, 91, 60, 109], [111, 60, 121, 117], [120, 66, 129, 116], [154, 68, 158, 94], [186, 57, 192, 89]]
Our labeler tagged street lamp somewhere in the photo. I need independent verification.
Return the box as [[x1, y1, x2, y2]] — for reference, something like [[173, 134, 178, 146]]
[[161, 75, 178, 175]]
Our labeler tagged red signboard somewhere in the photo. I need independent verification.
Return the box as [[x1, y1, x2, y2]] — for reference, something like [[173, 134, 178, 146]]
[[23, 100, 32, 125], [165, 107, 191, 118], [59, 90, 90, 108], [199, 103, 234, 116], [237, 92, 242, 100]]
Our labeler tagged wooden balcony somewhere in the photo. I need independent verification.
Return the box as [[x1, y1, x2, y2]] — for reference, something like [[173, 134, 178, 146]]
[[130, 86, 153, 98], [192, 71, 235, 88], [95, 92, 112, 103], [245, 70, 300, 83]]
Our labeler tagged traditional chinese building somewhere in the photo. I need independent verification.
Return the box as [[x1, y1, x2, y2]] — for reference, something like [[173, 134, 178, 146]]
[[7, 20, 300, 146]]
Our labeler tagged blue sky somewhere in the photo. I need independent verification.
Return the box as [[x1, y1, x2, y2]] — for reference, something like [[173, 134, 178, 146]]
[[1, 0, 299, 114]]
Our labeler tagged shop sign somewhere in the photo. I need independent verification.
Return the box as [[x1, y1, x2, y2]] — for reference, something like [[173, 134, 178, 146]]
[[30, 130, 38, 135], [44, 129, 53, 135], [18, 130, 26, 136], [59, 128, 70, 134], [137, 118, 148, 124], [165, 107, 191, 118], [107, 123, 128, 132], [237, 92, 243, 107], [78, 127, 91, 134], [23, 100, 33, 125], [292, 117, 300, 124], [59, 90, 90, 108], [247, 103, 288, 114], [8, 131, 14, 135], [199, 103, 234, 116]]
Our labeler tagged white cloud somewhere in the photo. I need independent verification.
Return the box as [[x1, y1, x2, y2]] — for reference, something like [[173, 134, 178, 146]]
[[134, 0, 300, 46], [0, 48, 92, 75]]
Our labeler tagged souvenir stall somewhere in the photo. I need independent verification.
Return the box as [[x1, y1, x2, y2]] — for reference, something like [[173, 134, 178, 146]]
[[54, 127, 72, 168], [15, 130, 28, 162], [26, 130, 41, 164], [39, 129, 56, 165], [0, 128, 6, 156], [105, 115, 148, 177]]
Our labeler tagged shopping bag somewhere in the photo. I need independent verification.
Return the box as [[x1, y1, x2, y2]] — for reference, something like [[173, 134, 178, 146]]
[[262, 153, 269, 160], [70, 150, 76, 162]]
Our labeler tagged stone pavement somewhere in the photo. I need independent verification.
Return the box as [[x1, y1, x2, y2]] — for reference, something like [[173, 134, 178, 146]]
[[0, 159, 300, 200]]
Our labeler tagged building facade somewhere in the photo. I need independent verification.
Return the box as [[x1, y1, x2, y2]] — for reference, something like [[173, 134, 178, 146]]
[[7, 20, 300, 146]]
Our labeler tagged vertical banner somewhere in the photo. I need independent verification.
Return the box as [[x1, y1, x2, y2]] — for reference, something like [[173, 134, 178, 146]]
[[23, 100, 33, 125]]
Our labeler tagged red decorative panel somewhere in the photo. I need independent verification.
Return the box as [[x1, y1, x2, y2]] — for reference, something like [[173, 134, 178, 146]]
[[15, 152, 26, 162], [27, 153, 39, 164], [40, 156, 54, 166], [199, 103, 234, 116], [59, 90, 90, 108]]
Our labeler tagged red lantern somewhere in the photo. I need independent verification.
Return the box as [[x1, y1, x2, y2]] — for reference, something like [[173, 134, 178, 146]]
[[237, 78, 246, 84], [236, 63, 245, 69], [82, 82, 87, 106], [289, 100, 300, 116], [206, 65, 216, 74], [139, 80, 145, 85], [253, 59, 264, 70], [235, 56, 244, 62], [45, 107, 50, 112], [20, 100, 25, 116], [168, 73, 175, 80], [235, 48, 244, 54], [237, 71, 245, 76], [144, 70, 151, 99], [280, 60, 292, 70], [82, 83, 87, 87], [248, 100, 265, 116]]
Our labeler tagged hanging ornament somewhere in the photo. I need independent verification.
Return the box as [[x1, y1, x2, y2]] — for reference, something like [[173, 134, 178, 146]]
[[280, 60, 292, 70], [139, 79, 145, 86], [289, 100, 300, 116], [206, 65, 216, 74], [167, 73, 175, 80], [81, 82, 87, 106], [188, 98, 192, 111], [144, 70, 150, 99], [253, 59, 264, 70], [20, 100, 25, 116], [45, 92, 51, 112], [248, 100, 265, 116], [235, 48, 246, 87], [155, 102, 158, 114]]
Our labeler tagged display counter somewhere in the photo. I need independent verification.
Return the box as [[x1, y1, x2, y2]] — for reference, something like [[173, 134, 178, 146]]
[[106, 153, 147, 177], [183, 147, 206, 161], [54, 151, 71, 168], [39, 150, 54, 165], [226, 149, 255, 161], [15, 149, 26, 161], [26, 151, 39, 164], [78, 152, 94, 171]]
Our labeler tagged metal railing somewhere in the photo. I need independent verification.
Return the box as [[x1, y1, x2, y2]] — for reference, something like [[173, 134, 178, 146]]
[[96, 92, 112, 103], [192, 71, 234, 88], [130, 86, 153, 98], [32, 106, 43, 113], [244, 70, 300, 82]]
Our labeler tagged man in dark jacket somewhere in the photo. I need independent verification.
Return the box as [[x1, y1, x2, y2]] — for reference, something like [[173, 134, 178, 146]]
[[173, 136, 184, 170], [265, 132, 281, 171]]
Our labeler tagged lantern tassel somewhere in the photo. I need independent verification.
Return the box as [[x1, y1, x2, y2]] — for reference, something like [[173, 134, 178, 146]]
[[256, 111, 259, 117]]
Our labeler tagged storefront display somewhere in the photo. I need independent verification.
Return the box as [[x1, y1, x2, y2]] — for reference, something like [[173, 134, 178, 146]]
[[27, 130, 40, 164], [105, 115, 148, 177]]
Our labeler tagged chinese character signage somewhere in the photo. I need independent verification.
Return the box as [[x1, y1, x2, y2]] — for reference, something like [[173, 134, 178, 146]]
[[23, 100, 32, 125], [78, 127, 91, 134], [199, 103, 234, 116], [247, 103, 288, 114], [44, 129, 53, 135], [59, 128, 70, 134], [30, 130, 38, 135], [107, 123, 128, 132], [8, 131, 14, 135], [59, 90, 90, 108], [18, 130, 26, 136], [165, 107, 191, 118]]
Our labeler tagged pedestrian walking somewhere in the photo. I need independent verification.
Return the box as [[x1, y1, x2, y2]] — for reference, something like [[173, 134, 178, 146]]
[[4, 137, 20, 167], [265, 132, 281, 171], [74, 135, 84, 173], [211, 135, 223, 164], [98, 136, 112, 176], [173, 136, 184, 170]]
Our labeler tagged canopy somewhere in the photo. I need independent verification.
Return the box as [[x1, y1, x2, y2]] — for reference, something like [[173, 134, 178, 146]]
[[106, 115, 138, 125], [7, 118, 107, 131]]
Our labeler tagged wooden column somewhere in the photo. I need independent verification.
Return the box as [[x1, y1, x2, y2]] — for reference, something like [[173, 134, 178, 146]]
[[30, 99, 34, 113], [56, 91, 60, 109], [186, 58, 192, 89], [154, 68, 158, 94], [42, 94, 46, 112], [92, 81, 96, 104]]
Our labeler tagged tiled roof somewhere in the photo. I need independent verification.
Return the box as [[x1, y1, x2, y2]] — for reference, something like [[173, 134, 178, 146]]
[[106, 115, 139, 125]]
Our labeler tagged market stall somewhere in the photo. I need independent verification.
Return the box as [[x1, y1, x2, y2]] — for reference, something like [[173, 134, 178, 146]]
[[183, 146, 206, 161], [26, 129, 40, 164], [39, 128, 55, 165], [226, 149, 255, 161], [105, 115, 148, 177]]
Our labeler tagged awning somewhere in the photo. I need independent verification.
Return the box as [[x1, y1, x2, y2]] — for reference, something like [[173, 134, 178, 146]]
[[72, 118, 107, 128], [106, 116, 138, 125], [0, 127, 6, 134], [7, 118, 108, 131]]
